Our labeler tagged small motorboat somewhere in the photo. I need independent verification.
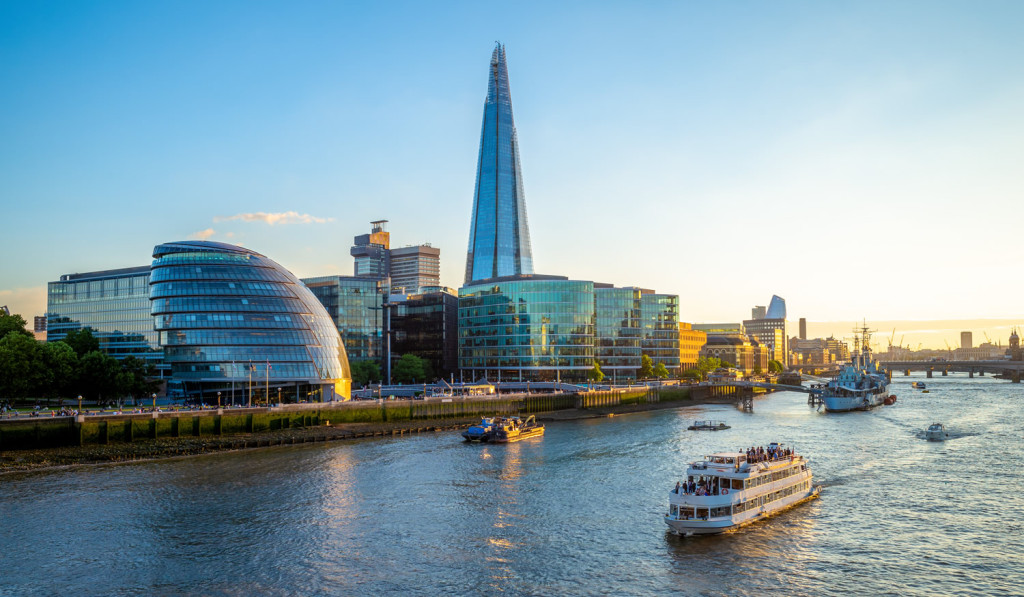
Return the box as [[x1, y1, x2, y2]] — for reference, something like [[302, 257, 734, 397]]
[[462, 417, 499, 442], [687, 420, 731, 431], [489, 415, 545, 443], [925, 423, 948, 441], [911, 382, 926, 389], [883, 395, 897, 405]]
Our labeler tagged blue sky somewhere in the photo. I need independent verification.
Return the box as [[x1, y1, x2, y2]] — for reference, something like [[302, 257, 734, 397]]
[[2, 1, 1023, 345]]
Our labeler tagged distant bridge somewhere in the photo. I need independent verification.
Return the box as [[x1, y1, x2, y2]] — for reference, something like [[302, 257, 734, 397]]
[[879, 360, 1024, 381]]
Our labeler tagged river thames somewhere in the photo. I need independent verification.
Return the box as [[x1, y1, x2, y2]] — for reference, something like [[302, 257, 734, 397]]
[[1, 375, 1020, 596]]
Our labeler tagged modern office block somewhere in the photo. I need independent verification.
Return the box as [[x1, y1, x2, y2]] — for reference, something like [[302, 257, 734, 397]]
[[150, 241, 351, 402], [47, 265, 165, 375], [391, 288, 459, 378], [302, 276, 384, 366], [465, 44, 534, 284], [390, 244, 440, 294], [351, 220, 391, 279]]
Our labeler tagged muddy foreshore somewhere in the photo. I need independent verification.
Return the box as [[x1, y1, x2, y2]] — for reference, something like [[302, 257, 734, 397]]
[[0, 396, 743, 474]]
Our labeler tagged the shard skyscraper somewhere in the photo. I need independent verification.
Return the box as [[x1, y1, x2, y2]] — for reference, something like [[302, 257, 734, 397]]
[[465, 44, 534, 284]]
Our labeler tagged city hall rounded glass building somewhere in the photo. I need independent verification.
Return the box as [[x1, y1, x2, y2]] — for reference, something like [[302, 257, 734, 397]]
[[150, 241, 351, 402]]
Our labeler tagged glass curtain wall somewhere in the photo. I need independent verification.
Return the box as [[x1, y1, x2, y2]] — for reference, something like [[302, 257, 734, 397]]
[[594, 287, 642, 380], [47, 266, 166, 376], [151, 241, 351, 402], [459, 278, 594, 381]]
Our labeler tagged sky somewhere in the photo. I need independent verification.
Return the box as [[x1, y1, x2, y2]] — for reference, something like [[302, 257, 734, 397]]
[[2, 1, 1023, 348]]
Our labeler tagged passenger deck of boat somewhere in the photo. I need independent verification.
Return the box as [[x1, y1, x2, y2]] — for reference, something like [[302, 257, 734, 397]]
[[672, 444, 805, 497]]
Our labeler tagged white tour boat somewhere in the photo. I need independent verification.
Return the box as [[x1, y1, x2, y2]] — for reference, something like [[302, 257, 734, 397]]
[[665, 443, 820, 536]]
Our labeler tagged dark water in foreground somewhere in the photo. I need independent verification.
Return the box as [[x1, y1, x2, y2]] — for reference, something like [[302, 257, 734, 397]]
[[1, 375, 1021, 596]]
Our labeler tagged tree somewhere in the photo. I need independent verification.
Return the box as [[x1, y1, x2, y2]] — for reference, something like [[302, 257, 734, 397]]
[[681, 368, 701, 381], [694, 356, 723, 380], [76, 350, 123, 404], [653, 362, 669, 379], [0, 311, 32, 341], [587, 360, 605, 383], [120, 356, 161, 402], [40, 341, 77, 398], [392, 354, 428, 384], [640, 354, 654, 379], [350, 360, 381, 386], [0, 332, 36, 398], [62, 328, 100, 357], [768, 360, 784, 373]]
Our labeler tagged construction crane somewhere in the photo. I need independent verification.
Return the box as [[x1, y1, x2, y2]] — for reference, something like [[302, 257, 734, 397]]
[[984, 332, 992, 344], [888, 328, 897, 349]]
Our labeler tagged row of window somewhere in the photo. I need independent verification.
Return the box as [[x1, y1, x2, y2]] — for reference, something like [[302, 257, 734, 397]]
[[150, 265, 290, 284], [155, 314, 309, 331], [150, 283, 295, 299], [159, 330, 321, 346], [151, 297, 308, 315], [164, 345, 315, 363]]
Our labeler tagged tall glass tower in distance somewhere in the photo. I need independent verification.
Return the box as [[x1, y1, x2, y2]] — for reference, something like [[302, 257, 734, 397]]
[[465, 43, 534, 284]]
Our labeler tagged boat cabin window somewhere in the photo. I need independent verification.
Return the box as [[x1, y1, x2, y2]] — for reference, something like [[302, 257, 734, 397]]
[[696, 508, 709, 520], [670, 505, 678, 517], [731, 479, 744, 490]]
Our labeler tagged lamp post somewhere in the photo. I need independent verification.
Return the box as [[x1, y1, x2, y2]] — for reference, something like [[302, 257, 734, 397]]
[[78, 395, 83, 413], [217, 391, 221, 408], [277, 387, 281, 405], [152, 393, 156, 410]]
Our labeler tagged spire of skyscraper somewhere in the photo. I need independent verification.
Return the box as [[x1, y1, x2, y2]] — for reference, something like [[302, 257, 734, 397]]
[[465, 43, 534, 284]]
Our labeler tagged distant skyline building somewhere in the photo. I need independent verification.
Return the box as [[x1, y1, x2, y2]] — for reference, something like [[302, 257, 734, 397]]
[[465, 43, 534, 284], [961, 331, 973, 349], [751, 306, 766, 320], [351, 220, 391, 279], [350, 221, 441, 294], [390, 245, 440, 294], [765, 295, 787, 319], [799, 318, 807, 340]]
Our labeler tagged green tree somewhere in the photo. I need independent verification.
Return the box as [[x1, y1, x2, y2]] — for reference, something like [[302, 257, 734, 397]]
[[120, 356, 161, 402], [587, 360, 605, 383], [680, 368, 701, 381], [768, 360, 784, 373], [62, 328, 100, 357], [0, 332, 36, 398], [76, 350, 123, 405], [694, 356, 723, 380], [40, 341, 77, 398], [0, 311, 32, 340], [392, 354, 427, 384], [350, 360, 381, 386], [640, 354, 654, 379], [653, 362, 669, 379]]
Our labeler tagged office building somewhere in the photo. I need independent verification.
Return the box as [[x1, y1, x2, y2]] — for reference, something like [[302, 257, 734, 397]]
[[799, 318, 807, 340], [47, 265, 166, 375], [465, 44, 534, 284], [699, 333, 768, 376], [33, 315, 46, 341], [459, 276, 679, 381], [150, 241, 351, 401], [390, 288, 459, 378], [390, 244, 440, 294], [961, 331, 973, 349], [744, 295, 788, 366], [302, 276, 384, 366], [678, 323, 707, 370], [751, 306, 766, 320], [351, 220, 391, 279]]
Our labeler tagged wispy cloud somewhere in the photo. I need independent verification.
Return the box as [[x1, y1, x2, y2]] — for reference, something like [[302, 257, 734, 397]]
[[188, 228, 216, 240], [214, 211, 334, 225]]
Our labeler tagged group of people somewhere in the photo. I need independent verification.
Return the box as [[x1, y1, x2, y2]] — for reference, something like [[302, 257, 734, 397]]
[[674, 475, 727, 496], [745, 444, 792, 463]]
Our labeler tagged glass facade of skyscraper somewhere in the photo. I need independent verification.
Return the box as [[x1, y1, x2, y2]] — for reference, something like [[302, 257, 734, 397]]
[[459, 276, 594, 381], [640, 293, 681, 372], [459, 277, 680, 382], [594, 286, 642, 378], [391, 289, 459, 378], [465, 44, 534, 284], [150, 241, 351, 401], [302, 276, 383, 366], [47, 266, 166, 375]]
